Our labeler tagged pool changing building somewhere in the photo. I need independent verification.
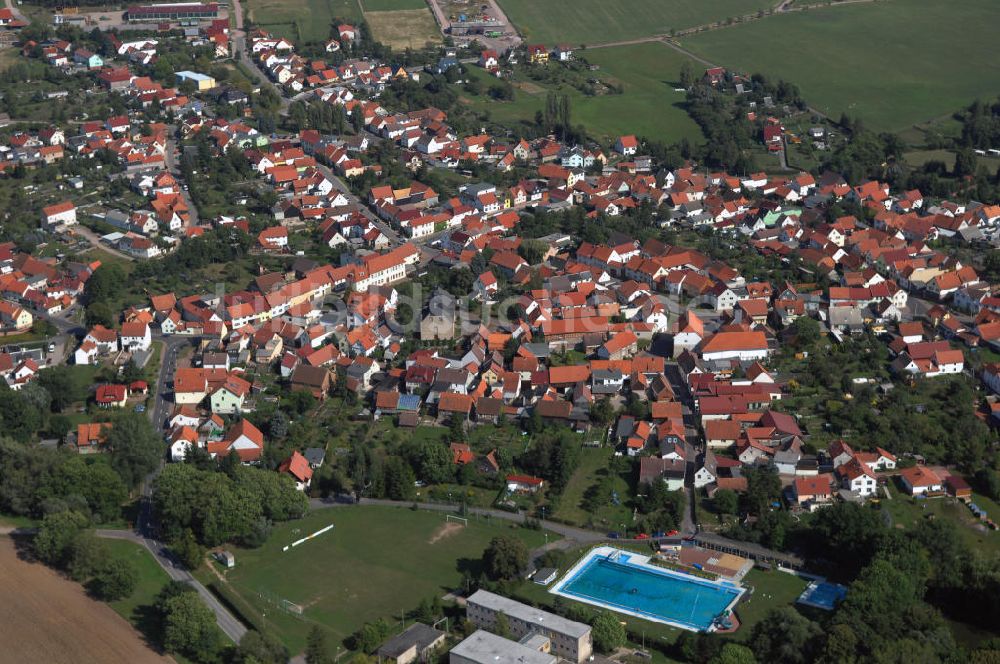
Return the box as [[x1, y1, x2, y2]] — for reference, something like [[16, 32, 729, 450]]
[[465, 590, 593, 663]]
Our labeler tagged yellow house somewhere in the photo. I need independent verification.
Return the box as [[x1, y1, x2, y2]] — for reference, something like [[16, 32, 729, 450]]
[[0, 301, 32, 331], [527, 45, 549, 64]]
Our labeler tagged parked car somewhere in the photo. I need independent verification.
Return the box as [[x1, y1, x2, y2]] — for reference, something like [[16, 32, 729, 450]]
[[635, 533, 650, 540], [607, 532, 620, 539]]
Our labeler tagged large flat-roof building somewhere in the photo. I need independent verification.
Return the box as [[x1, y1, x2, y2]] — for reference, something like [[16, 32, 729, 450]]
[[450, 630, 556, 664], [465, 590, 592, 663], [175, 70, 217, 90], [125, 2, 219, 22]]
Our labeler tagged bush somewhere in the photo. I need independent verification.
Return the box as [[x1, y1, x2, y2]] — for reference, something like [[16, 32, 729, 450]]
[[90, 558, 138, 601]]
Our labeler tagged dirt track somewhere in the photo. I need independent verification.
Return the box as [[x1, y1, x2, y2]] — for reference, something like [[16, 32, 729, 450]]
[[0, 538, 172, 664]]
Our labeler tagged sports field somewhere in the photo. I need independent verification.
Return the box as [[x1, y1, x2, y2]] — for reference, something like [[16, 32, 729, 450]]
[[681, 0, 1000, 132], [463, 43, 703, 144], [246, 0, 362, 43], [220, 506, 552, 651], [497, 0, 774, 46], [365, 8, 441, 49]]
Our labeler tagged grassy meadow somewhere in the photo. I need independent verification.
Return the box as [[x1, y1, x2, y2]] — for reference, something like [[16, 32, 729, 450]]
[[681, 0, 1000, 132]]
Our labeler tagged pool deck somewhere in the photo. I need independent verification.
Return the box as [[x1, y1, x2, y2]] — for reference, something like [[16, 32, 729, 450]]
[[549, 546, 745, 633]]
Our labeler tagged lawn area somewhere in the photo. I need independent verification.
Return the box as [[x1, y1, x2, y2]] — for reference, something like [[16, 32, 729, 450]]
[[219, 506, 553, 652], [552, 446, 632, 530], [904, 149, 957, 170], [246, 0, 362, 43], [881, 484, 1000, 557], [497, 0, 774, 46], [463, 43, 703, 144], [104, 539, 171, 627], [364, 8, 441, 49], [729, 568, 808, 639], [681, 0, 1000, 132]]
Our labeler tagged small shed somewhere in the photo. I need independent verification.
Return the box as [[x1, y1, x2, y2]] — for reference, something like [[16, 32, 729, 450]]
[[533, 567, 558, 586], [215, 550, 236, 568]]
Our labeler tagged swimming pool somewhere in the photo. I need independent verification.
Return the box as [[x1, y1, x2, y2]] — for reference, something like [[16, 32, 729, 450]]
[[551, 548, 744, 632]]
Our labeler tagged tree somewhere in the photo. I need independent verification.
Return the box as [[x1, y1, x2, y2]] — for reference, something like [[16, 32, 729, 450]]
[[173, 529, 204, 570], [711, 644, 757, 664], [107, 413, 163, 489], [591, 612, 626, 653], [744, 466, 781, 515], [403, 439, 453, 485], [34, 510, 89, 568], [305, 626, 333, 664], [236, 631, 289, 664], [482, 536, 527, 581], [791, 315, 820, 348], [268, 410, 289, 440], [161, 592, 219, 658], [679, 60, 695, 90], [69, 532, 110, 581], [713, 488, 739, 515], [750, 607, 822, 664], [590, 398, 615, 425], [351, 619, 390, 654], [382, 456, 416, 501], [494, 612, 511, 638], [90, 557, 138, 601]]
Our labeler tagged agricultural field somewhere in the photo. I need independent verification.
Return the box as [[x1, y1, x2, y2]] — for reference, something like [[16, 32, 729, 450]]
[[364, 8, 441, 49], [245, 0, 362, 43], [461, 43, 703, 144], [0, 537, 170, 664], [681, 0, 1000, 132], [362, 0, 427, 10], [216, 506, 553, 651], [496, 0, 775, 46]]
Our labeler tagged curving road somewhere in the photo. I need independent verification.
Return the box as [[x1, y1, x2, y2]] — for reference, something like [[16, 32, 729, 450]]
[[97, 529, 248, 642]]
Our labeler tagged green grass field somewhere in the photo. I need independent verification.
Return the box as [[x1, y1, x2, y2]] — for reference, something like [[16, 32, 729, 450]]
[[883, 486, 1000, 557], [497, 0, 775, 46], [553, 447, 632, 529], [220, 506, 552, 651], [103, 540, 172, 642], [463, 43, 703, 143], [681, 0, 1000, 132], [730, 569, 808, 638], [246, 0, 362, 43], [362, 0, 426, 10]]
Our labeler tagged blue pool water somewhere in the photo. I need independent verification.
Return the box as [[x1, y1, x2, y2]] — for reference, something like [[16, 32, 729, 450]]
[[558, 555, 742, 631]]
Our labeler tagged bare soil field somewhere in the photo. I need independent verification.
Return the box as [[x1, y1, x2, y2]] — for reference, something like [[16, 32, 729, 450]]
[[0, 538, 171, 664], [364, 8, 441, 49]]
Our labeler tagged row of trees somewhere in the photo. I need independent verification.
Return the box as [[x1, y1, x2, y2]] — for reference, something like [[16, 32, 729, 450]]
[[33, 510, 137, 601], [153, 462, 309, 547], [0, 414, 161, 521]]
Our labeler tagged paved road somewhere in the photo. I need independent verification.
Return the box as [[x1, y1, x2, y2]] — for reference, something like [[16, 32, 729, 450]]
[[314, 163, 402, 246], [229, 0, 291, 112], [71, 225, 137, 262], [165, 125, 200, 227], [119, 332, 250, 645]]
